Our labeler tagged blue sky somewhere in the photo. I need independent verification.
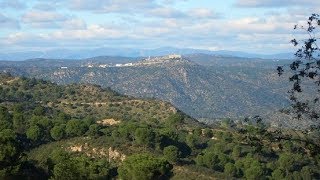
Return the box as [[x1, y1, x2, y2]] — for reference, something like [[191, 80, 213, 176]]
[[0, 0, 319, 54]]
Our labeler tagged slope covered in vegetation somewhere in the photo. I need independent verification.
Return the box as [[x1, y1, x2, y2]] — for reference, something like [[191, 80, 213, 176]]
[[0, 55, 291, 123], [0, 73, 319, 179]]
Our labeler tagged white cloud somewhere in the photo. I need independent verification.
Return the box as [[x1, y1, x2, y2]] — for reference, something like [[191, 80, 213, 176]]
[[188, 8, 220, 19], [222, 16, 296, 34], [67, 0, 211, 20], [1, 1, 316, 54], [32, 2, 57, 11], [163, 19, 179, 28], [0, 13, 20, 29], [62, 18, 87, 29], [2, 32, 55, 47], [0, 24, 129, 50], [141, 27, 172, 37], [148, 7, 185, 18], [69, 0, 157, 13], [21, 10, 87, 30], [0, 0, 26, 9], [235, 0, 320, 8], [22, 10, 67, 23], [3, 11, 298, 53], [5, 32, 31, 44], [236, 33, 292, 43], [50, 24, 126, 40]]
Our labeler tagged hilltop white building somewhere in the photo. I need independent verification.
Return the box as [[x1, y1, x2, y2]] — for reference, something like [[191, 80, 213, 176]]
[[123, 63, 133, 66], [99, 64, 109, 68], [167, 54, 182, 59]]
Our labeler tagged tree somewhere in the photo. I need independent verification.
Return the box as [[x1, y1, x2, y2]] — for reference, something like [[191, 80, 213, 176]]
[[118, 121, 139, 140], [185, 134, 199, 149], [51, 160, 80, 180], [0, 106, 12, 131], [33, 106, 45, 116], [217, 153, 232, 170], [50, 150, 111, 179], [277, 153, 303, 176], [0, 129, 21, 178], [300, 166, 313, 179], [221, 131, 233, 143], [86, 158, 110, 179], [87, 124, 102, 137], [83, 117, 95, 127], [277, 14, 320, 121], [232, 145, 242, 159], [50, 125, 65, 141], [49, 149, 70, 165], [159, 127, 178, 142], [203, 128, 213, 138], [220, 118, 234, 128], [195, 151, 220, 170], [272, 168, 285, 180], [166, 113, 183, 129], [224, 162, 236, 177], [134, 128, 155, 147], [26, 125, 42, 141], [193, 128, 202, 137], [12, 112, 25, 134], [118, 154, 172, 180], [55, 112, 70, 125], [244, 161, 264, 180], [65, 119, 87, 137], [163, 145, 180, 163]]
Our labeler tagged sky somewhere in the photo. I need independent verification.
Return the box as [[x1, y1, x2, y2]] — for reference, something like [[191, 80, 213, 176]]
[[0, 0, 319, 54]]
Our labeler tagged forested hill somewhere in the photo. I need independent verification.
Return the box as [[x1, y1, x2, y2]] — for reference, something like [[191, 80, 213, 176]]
[[0, 73, 193, 124], [0, 73, 200, 178], [0, 73, 320, 179], [0, 55, 293, 126]]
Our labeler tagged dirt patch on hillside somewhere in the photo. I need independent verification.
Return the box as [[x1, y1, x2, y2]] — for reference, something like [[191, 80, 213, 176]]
[[68, 143, 126, 162], [6, 77, 19, 84], [97, 118, 121, 126]]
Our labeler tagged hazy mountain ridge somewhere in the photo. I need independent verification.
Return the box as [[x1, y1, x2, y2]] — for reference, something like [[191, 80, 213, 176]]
[[0, 47, 293, 61]]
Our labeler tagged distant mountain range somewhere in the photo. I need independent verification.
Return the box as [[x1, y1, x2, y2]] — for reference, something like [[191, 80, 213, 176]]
[[0, 47, 293, 61]]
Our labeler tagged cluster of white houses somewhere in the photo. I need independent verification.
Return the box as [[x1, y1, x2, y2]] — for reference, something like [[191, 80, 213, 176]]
[[60, 54, 182, 69]]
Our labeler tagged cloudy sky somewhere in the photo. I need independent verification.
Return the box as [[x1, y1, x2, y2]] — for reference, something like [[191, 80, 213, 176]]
[[0, 0, 319, 54]]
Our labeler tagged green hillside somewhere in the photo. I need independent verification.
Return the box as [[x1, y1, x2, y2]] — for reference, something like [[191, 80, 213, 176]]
[[0, 73, 319, 179]]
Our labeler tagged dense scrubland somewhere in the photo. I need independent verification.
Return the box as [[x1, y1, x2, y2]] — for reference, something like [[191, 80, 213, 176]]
[[0, 73, 319, 179]]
